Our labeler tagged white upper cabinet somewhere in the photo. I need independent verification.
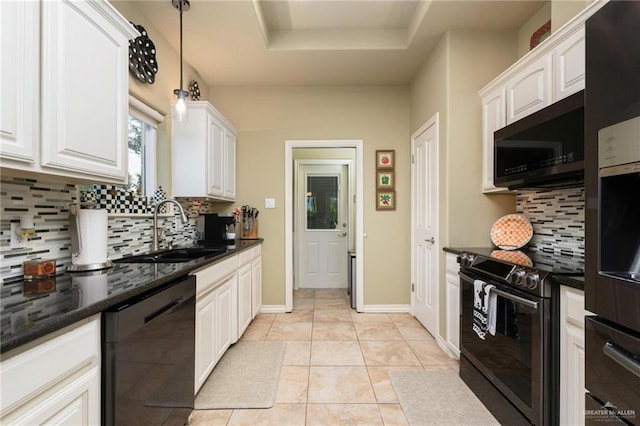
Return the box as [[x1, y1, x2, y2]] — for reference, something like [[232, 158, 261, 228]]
[[224, 131, 236, 200], [0, 1, 39, 164], [172, 101, 238, 201], [480, 86, 507, 193], [505, 53, 553, 125], [479, 0, 606, 194], [208, 118, 225, 197], [0, 0, 137, 183], [554, 27, 586, 101]]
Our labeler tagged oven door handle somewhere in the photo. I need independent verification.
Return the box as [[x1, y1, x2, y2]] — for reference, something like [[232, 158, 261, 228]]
[[459, 271, 539, 310], [603, 341, 640, 378]]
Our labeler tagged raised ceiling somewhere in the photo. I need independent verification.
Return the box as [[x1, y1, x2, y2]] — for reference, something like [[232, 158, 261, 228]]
[[117, 0, 546, 86]]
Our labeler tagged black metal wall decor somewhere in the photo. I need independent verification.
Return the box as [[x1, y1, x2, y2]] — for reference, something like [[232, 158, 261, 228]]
[[189, 80, 200, 100], [128, 23, 158, 84]]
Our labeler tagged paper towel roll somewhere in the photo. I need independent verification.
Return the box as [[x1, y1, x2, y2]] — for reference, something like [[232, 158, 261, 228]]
[[72, 209, 108, 266]]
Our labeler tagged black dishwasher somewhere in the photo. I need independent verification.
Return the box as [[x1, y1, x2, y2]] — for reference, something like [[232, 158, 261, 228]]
[[102, 275, 196, 426]]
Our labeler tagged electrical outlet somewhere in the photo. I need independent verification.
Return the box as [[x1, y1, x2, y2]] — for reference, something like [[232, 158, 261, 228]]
[[265, 198, 276, 209], [10, 223, 27, 248]]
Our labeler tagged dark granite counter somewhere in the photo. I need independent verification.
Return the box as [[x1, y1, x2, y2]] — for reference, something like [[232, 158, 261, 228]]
[[443, 246, 585, 291], [0, 239, 262, 354]]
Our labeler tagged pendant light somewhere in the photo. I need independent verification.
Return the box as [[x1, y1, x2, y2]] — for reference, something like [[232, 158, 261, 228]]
[[172, 0, 190, 122]]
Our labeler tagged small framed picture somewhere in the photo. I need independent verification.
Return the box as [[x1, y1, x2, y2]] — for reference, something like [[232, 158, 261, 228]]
[[376, 170, 394, 189], [376, 150, 395, 169], [376, 190, 396, 210]]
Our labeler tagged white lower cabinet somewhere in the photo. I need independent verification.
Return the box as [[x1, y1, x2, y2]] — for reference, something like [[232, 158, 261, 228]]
[[215, 274, 238, 361], [0, 316, 101, 425], [192, 245, 262, 394], [560, 286, 591, 426], [195, 289, 216, 391], [251, 246, 262, 319], [445, 252, 460, 358], [238, 253, 253, 336]]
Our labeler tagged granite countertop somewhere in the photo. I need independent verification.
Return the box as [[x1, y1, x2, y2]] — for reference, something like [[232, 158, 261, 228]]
[[0, 239, 263, 354], [443, 246, 585, 291]]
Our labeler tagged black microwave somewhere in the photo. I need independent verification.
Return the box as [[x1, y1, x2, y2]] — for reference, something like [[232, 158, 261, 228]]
[[494, 90, 585, 190]]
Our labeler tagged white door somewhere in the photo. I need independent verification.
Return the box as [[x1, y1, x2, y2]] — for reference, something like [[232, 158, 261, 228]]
[[296, 163, 349, 289], [411, 116, 439, 335]]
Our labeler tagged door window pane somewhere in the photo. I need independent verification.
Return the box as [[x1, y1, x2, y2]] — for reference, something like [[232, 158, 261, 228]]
[[307, 176, 338, 230]]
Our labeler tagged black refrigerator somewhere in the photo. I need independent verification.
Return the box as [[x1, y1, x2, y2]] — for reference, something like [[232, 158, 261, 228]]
[[585, 1, 640, 424]]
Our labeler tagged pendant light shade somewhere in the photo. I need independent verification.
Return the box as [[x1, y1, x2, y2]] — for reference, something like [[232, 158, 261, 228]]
[[172, 0, 190, 122]]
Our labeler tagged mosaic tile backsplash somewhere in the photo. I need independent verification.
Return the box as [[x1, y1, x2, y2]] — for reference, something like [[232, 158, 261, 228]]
[[0, 176, 210, 283], [516, 187, 585, 258]]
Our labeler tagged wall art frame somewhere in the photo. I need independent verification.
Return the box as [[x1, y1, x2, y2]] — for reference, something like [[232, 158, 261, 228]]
[[376, 190, 396, 210], [375, 150, 395, 169], [376, 170, 394, 189]]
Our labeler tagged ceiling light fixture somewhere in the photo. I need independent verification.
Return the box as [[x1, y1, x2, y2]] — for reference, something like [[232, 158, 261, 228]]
[[172, 0, 190, 122]]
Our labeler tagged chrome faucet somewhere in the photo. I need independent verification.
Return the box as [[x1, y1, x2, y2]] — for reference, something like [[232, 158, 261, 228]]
[[152, 199, 189, 251]]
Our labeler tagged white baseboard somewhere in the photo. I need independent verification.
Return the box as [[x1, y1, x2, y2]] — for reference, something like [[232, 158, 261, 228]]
[[260, 305, 287, 314], [436, 335, 460, 360], [361, 304, 411, 313]]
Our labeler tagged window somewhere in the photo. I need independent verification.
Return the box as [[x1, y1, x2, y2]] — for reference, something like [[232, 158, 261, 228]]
[[127, 97, 163, 195]]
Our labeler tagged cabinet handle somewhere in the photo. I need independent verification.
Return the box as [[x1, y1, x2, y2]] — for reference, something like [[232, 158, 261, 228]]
[[603, 341, 640, 378]]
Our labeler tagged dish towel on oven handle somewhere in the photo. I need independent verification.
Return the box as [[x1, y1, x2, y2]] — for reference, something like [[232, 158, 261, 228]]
[[473, 279, 496, 340]]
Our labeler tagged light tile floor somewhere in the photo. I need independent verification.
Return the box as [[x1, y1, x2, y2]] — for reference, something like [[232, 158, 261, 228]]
[[190, 289, 459, 425]]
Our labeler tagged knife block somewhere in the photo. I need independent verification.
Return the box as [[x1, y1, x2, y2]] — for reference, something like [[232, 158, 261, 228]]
[[240, 219, 259, 239]]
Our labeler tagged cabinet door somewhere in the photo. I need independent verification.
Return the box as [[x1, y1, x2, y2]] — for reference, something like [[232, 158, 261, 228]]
[[0, 0, 39, 164], [554, 27, 585, 101], [238, 263, 253, 337], [252, 254, 262, 318], [40, 0, 129, 182], [560, 286, 587, 426], [506, 53, 553, 125], [4, 366, 100, 426], [445, 253, 460, 357], [224, 131, 236, 200], [481, 86, 508, 193], [215, 275, 238, 360], [195, 291, 216, 393], [208, 118, 224, 197]]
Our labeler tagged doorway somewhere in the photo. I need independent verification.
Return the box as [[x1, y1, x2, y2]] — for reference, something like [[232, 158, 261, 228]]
[[295, 161, 350, 289], [285, 140, 364, 312], [411, 114, 439, 336]]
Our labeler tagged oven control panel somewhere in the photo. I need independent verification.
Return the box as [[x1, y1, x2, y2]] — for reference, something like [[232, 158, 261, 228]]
[[509, 267, 540, 290], [457, 252, 476, 267]]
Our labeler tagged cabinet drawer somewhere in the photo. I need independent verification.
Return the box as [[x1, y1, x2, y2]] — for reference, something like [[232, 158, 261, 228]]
[[0, 316, 100, 415], [193, 255, 239, 296], [251, 245, 262, 259]]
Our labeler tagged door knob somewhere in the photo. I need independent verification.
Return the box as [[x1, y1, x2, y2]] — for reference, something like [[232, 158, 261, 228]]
[[425, 237, 435, 244], [338, 231, 347, 237]]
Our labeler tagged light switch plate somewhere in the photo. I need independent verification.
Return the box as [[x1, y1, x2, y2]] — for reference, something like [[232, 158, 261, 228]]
[[265, 198, 276, 209]]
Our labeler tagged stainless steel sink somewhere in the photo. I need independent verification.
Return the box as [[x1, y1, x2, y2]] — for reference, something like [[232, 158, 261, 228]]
[[113, 247, 227, 264]]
